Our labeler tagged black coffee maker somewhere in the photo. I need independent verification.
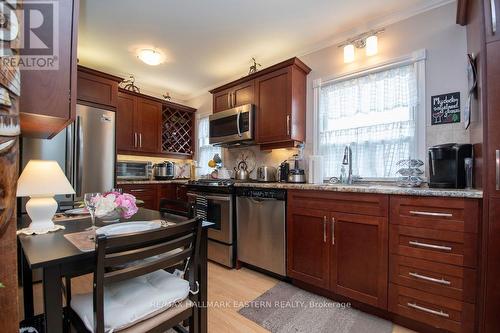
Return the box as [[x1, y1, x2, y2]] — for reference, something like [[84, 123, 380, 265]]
[[428, 143, 473, 189]]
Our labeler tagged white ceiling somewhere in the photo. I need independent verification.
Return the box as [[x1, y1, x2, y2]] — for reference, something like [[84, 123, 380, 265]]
[[78, 0, 452, 100]]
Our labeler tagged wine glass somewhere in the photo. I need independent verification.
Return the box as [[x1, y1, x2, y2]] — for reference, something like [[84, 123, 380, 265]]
[[84, 192, 100, 230]]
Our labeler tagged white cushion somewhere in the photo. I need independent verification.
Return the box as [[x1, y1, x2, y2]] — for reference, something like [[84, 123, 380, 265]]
[[70, 270, 190, 333]]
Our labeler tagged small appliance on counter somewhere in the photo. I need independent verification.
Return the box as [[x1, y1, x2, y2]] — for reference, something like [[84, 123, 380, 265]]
[[256, 166, 277, 182], [288, 155, 306, 183], [152, 161, 175, 180], [278, 160, 290, 182], [428, 143, 473, 189], [116, 160, 152, 180]]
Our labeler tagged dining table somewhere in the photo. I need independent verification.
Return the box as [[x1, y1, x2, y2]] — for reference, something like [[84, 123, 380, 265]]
[[18, 208, 210, 333]]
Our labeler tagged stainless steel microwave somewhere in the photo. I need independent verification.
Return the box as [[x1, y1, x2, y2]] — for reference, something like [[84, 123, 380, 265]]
[[209, 104, 254, 146]]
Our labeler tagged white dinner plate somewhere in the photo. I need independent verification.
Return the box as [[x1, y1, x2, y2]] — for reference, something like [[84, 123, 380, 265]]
[[96, 221, 162, 236], [65, 207, 89, 215]]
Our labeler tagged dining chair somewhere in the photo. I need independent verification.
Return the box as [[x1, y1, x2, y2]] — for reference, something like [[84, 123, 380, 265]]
[[67, 216, 203, 333]]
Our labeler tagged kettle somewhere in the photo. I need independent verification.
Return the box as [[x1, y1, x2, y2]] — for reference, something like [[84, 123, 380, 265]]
[[234, 161, 250, 181]]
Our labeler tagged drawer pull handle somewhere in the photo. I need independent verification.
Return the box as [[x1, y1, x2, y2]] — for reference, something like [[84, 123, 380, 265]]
[[129, 189, 147, 192], [409, 210, 452, 217], [407, 302, 450, 318], [409, 241, 452, 251], [409, 272, 451, 285]]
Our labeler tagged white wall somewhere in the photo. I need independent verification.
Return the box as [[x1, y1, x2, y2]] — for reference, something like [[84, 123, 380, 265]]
[[187, 3, 470, 178]]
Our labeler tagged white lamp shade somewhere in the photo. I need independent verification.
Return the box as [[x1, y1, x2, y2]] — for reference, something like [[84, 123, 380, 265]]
[[366, 35, 378, 56], [17, 160, 75, 197], [343, 44, 355, 63]]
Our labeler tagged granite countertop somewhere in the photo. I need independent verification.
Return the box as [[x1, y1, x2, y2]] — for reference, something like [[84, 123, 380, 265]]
[[233, 181, 483, 198], [116, 179, 190, 185]]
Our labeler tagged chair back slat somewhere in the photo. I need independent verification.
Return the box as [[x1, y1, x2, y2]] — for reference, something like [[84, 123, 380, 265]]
[[103, 219, 198, 250], [92, 216, 203, 333], [103, 247, 192, 284], [104, 233, 193, 267]]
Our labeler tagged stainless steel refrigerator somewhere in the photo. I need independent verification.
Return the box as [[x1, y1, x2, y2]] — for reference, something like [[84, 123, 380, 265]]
[[21, 104, 115, 210]]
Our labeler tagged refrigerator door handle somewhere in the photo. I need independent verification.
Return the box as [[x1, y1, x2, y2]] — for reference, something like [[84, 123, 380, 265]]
[[75, 115, 84, 197], [65, 123, 73, 184]]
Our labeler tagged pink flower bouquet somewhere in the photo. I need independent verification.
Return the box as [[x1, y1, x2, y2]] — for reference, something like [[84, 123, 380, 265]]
[[95, 192, 138, 219]]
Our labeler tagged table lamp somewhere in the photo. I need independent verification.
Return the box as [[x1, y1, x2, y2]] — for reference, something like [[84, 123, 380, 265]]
[[16, 160, 75, 233]]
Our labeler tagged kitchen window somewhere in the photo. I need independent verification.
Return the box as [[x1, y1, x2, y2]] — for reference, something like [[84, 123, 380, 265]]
[[316, 58, 424, 179], [197, 116, 221, 176]]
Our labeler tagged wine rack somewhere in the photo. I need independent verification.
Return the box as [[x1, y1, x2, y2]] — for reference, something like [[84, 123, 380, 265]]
[[161, 106, 194, 156]]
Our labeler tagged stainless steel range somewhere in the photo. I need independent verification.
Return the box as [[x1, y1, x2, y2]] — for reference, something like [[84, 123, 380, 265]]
[[186, 179, 236, 267]]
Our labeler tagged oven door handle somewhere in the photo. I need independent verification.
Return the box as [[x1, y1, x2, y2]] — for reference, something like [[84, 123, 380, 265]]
[[187, 193, 231, 202]]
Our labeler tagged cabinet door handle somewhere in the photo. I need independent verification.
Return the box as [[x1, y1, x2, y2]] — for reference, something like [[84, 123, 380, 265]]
[[491, 0, 497, 34], [407, 302, 450, 318], [227, 93, 231, 108], [286, 115, 291, 136], [134, 132, 137, 147], [409, 240, 452, 252], [409, 272, 451, 285], [323, 216, 327, 243], [139, 133, 142, 148], [409, 210, 452, 218], [496, 150, 499, 190], [331, 217, 335, 245]]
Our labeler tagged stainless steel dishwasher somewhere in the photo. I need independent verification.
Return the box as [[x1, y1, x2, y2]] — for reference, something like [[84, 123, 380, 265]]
[[236, 188, 286, 276]]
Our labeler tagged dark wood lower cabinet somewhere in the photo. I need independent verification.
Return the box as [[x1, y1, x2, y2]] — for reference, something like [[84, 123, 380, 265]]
[[287, 208, 330, 289], [119, 184, 158, 210], [287, 190, 481, 333], [119, 183, 188, 212], [287, 191, 389, 309], [330, 213, 388, 309]]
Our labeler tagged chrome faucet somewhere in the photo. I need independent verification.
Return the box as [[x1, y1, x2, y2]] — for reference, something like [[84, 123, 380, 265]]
[[342, 145, 353, 184]]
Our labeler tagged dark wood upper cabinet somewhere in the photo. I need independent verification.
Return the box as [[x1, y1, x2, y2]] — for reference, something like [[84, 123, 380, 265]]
[[255, 68, 290, 144], [213, 81, 255, 113], [77, 66, 122, 110], [136, 98, 161, 153], [232, 81, 255, 107], [486, 41, 500, 197], [330, 212, 388, 309], [485, 0, 500, 42], [287, 207, 330, 289], [116, 92, 136, 152], [213, 88, 231, 113], [20, 0, 79, 139], [116, 90, 161, 154], [117, 89, 195, 158], [210, 57, 311, 149]]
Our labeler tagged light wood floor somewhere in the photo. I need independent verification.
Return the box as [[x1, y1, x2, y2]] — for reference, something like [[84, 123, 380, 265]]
[[20, 262, 417, 333]]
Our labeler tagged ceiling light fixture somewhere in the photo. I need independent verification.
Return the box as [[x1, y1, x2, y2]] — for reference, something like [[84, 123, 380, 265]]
[[339, 29, 384, 63], [365, 35, 378, 57], [343, 44, 355, 63], [137, 49, 163, 66]]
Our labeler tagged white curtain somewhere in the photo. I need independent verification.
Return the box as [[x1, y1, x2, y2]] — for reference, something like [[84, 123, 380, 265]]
[[198, 116, 221, 176], [318, 64, 418, 179]]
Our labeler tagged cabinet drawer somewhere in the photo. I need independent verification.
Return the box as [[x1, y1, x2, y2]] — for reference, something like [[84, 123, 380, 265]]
[[390, 255, 477, 303], [288, 190, 388, 217], [389, 284, 474, 333], [389, 225, 477, 267], [390, 196, 479, 233]]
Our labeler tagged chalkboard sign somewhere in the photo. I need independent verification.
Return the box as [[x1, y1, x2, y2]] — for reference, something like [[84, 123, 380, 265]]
[[431, 92, 461, 125]]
